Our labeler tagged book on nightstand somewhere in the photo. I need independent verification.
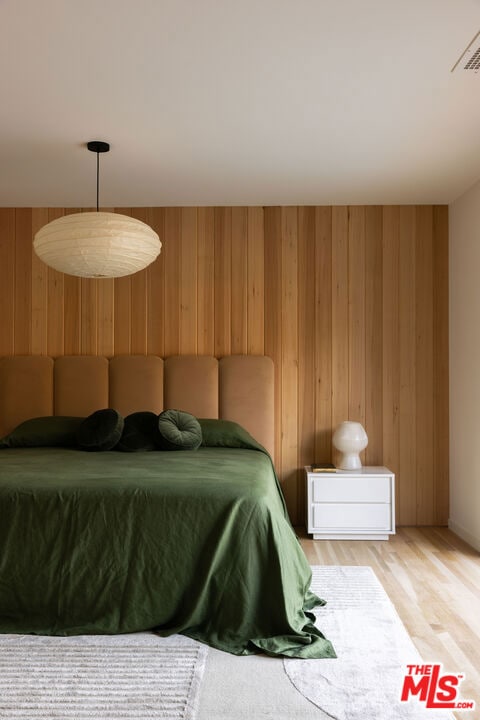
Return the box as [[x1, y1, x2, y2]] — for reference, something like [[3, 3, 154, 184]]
[[310, 463, 337, 473]]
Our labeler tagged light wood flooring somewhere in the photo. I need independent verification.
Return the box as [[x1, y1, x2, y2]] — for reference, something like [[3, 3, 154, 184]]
[[299, 527, 480, 719]]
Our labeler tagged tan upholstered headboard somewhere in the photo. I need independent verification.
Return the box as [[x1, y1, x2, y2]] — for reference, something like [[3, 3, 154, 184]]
[[0, 355, 274, 455]]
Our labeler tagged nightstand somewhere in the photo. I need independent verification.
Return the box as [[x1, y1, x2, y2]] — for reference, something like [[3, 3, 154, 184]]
[[305, 466, 395, 540]]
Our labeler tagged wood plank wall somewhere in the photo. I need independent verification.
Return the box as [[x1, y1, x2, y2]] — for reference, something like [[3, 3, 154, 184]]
[[0, 205, 449, 526]]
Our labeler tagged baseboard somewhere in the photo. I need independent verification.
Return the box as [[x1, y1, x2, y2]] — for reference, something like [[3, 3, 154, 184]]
[[448, 518, 480, 552]]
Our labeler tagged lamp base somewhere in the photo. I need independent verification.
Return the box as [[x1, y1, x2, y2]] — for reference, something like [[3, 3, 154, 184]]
[[337, 452, 362, 470]]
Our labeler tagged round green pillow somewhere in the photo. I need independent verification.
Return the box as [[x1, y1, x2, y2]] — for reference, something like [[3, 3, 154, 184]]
[[77, 409, 124, 451], [116, 411, 159, 452], [157, 410, 202, 451]]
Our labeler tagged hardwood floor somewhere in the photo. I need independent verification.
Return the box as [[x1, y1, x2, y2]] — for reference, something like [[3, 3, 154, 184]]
[[299, 526, 480, 719]]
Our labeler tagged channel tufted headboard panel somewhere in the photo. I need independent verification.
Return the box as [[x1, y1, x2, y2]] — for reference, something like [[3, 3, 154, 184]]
[[0, 355, 274, 455]]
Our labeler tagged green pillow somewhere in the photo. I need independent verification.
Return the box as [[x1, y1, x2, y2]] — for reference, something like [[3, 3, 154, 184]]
[[77, 409, 124, 452], [0, 416, 85, 449], [198, 418, 266, 453], [116, 411, 159, 452], [157, 410, 202, 451]]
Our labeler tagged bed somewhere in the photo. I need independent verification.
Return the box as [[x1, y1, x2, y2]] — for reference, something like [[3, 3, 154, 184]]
[[0, 354, 335, 659]]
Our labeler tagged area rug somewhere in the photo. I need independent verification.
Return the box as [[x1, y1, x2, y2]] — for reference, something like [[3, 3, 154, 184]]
[[284, 566, 456, 720], [0, 632, 207, 720]]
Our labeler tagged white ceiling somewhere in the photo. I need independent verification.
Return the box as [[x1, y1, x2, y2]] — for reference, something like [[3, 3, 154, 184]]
[[1, 0, 480, 207]]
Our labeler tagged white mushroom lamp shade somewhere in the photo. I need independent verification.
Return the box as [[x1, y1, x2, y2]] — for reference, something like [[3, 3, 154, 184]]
[[332, 421, 368, 470], [33, 212, 161, 278]]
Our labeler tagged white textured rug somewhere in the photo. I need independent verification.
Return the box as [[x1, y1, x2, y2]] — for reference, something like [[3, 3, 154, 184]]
[[0, 632, 207, 720], [284, 566, 456, 720]]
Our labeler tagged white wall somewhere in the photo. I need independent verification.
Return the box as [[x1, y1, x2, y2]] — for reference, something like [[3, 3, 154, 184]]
[[449, 179, 480, 551]]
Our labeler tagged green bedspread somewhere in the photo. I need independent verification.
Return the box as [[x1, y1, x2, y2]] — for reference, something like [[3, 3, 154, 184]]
[[0, 445, 335, 658]]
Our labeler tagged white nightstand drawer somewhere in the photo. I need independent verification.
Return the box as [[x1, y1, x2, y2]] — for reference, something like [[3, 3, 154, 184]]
[[312, 476, 391, 504], [305, 466, 395, 540], [312, 503, 392, 531]]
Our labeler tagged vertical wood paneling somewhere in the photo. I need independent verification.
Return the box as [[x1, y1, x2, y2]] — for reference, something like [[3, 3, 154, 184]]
[[80, 279, 98, 355], [382, 206, 401, 516], [398, 206, 417, 524], [47, 267, 65, 357], [164, 208, 182, 357], [314, 207, 333, 465], [247, 207, 264, 354], [14, 209, 33, 354], [179, 208, 198, 354], [197, 208, 215, 355], [147, 208, 165, 357], [0, 209, 15, 355], [280, 207, 299, 518], [114, 275, 131, 354], [433, 206, 449, 525], [298, 207, 316, 522], [64, 276, 81, 354], [264, 207, 283, 474], [348, 207, 366, 432], [331, 207, 349, 465], [0, 203, 449, 526], [97, 278, 114, 357], [130, 269, 147, 354], [130, 209, 148, 355], [45, 209, 65, 357], [63, 208, 81, 356], [365, 206, 383, 466], [214, 208, 232, 357], [416, 206, 434, 525], [31, 209, 49, 355], [231, 208, 248, 354]]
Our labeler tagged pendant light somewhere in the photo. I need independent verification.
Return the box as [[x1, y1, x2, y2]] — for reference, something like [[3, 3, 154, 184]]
[[33, 141, 161, 278]]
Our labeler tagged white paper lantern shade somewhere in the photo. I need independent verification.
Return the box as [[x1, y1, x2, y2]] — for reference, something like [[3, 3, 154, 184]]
[[33, 212, 161, 279]]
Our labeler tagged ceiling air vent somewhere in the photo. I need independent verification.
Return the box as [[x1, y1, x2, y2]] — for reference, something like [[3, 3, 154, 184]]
[[452, 30, 480, 72]]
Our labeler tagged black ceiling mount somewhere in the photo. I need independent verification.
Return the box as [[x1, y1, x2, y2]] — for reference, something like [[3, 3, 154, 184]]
[[87, 140, 110, 153]]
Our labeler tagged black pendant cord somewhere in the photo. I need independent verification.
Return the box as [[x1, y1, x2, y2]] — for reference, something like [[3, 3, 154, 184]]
[[96, 151, 100, 212], [87, 141, 110, 213]]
